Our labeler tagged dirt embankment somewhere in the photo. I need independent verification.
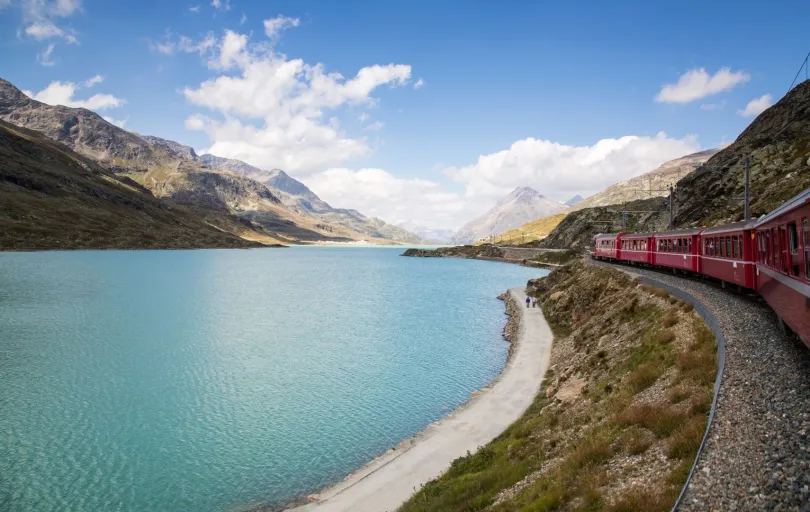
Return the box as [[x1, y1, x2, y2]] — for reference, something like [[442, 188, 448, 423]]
[[401, 261, 717, 512]]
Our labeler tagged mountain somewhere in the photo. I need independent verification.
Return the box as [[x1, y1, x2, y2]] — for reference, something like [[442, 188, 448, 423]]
[[0, 77, 421, 245], [395, 222, 455, 244], [540, 81, 810, 249], [0, 119, 264, 250], [450, 187, 570, 245], [569, 149, 719, 212], [564, 195, 584, 207], [198, 154, 424, 244]]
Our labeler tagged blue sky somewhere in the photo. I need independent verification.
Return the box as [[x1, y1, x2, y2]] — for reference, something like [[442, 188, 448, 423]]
[[2, 0, 809, 229]]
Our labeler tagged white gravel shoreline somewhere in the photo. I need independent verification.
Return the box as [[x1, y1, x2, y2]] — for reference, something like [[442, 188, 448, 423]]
[[287, 287, 554, 512]]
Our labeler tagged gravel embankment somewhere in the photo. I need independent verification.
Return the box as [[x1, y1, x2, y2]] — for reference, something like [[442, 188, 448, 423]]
[[592, 260, 810, 511]]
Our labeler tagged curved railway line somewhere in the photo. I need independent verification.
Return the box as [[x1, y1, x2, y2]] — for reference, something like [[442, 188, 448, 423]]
[[590, 258, 810, 509]]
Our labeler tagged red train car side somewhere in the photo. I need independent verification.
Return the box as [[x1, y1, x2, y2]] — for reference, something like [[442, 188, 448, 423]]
[[593, 233, 623, 261], [699, 221, 757, 289], [753, 189, 810, 348], [653, 228, 704, 272], [617, 233, 654, 265]]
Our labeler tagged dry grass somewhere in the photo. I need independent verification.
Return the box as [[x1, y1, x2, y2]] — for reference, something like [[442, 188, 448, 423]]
[[401, 263, 718, 512]]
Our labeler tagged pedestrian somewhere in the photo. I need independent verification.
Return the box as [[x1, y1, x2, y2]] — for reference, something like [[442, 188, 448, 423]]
[[532, 298, 537, 308], [525, 296, 531, 308]]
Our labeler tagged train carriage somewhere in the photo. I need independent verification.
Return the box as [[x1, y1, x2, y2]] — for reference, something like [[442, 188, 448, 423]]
[[593, 233, 623, 261], [753, 189, 810, 348], [617, 232, 654, 265], [652, 228, 704, 272], [699, 221, 757, 289]]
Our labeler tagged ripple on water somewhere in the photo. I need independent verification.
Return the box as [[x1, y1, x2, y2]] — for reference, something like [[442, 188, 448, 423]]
[[0, 248, 546, 511]]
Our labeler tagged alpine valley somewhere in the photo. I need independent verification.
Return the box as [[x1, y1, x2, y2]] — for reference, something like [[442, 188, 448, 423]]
[[0, 78, 423, 250]]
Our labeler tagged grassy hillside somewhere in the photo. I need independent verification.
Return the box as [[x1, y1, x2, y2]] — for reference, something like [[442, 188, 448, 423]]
[[477, 213, 568, 246], [401, 262, 716, 511], [540, 81, 810, 249], [0, 120, 267, 250]]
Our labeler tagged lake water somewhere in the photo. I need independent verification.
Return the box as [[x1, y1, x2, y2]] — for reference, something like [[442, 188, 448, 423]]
[[0, 247, 545, 511]]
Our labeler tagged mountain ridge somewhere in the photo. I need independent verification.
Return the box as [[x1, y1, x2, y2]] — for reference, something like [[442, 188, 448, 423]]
[[0, 77, 422, 245], [450, 187, 569, 245]]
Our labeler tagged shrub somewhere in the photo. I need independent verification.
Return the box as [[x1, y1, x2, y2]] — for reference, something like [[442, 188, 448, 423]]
[[627, 363, 663, 393], [665, 415, 707, 459], [618, 404, 687, 438], [662, 312, 679, 327], [654, 330, 676, 344]]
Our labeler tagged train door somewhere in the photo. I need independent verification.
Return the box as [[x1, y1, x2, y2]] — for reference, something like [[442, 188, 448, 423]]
[[804, 217, 810, 281], [779, 226, 788, 273]]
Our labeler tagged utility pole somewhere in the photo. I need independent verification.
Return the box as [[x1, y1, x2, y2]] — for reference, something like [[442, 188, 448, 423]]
[[621, 211, 628, 231], [669, 185, 675, 230], [744, 155, 750, 221]]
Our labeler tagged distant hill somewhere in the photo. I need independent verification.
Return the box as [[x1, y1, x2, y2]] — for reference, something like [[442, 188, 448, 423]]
[[199, 154, 424, 244], [478, 213, 568, 246], [540, 80, 810, 249], [395, 221, 455, 244], [450, 187, 569, 245], [570, 149, 719, 212], [0, 77, 422, 246], [564, 195, 584, 207], [0, 119, 264, 250]]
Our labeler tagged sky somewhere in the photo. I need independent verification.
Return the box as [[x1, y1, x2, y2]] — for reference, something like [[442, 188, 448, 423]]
[[2, 0, 809, 231]]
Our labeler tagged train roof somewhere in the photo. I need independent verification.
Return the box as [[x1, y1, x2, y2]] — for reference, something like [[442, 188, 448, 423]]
[[653, 227, 705, 237], [621, 232, 656, 238], [754, 187, 810, 227], [702, 220, 756, 235], [594, 232, 623, 239]]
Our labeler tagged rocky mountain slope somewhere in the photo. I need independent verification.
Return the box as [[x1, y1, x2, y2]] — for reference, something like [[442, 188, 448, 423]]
[[0, 120, 264, 250], [570, 149, 719, 212], [198, 154, 423, 244], [451, 187, 569, 245], [395, 221, 455, 244], [0, 78, 421, 245], [540, 81, 810, 249]]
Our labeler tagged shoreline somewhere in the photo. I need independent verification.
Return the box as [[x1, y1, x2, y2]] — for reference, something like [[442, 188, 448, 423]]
[[286, 287, 553, 512]]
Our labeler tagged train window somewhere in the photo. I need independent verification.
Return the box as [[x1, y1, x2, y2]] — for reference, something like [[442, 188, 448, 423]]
[[719, 238, 725, 257], [687, 238, 692, 253], [732, 236, 739, 259], [788, 222, 798, 255], [804, 218, 809, 280]]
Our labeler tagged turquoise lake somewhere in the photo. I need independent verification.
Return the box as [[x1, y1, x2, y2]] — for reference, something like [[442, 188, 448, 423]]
[[0, 247, 545, 511]]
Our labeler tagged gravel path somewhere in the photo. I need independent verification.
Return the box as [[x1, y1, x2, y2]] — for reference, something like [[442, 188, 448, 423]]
[[592, 260, 810, 511], [288, 288, 553, 512]]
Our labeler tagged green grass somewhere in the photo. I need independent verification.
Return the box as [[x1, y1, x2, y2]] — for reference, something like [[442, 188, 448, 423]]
[[401, 263, 718, 512]]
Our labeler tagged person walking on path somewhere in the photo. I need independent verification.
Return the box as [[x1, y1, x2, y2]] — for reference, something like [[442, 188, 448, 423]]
[[525, 296, 531, 308]]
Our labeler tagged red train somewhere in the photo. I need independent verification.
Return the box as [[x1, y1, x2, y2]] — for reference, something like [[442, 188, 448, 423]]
[[592, 188, 810, 349]]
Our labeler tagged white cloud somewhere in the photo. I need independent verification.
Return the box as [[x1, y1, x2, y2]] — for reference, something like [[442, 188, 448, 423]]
[[151, 31, 216, 56], [182, 20, 412, 175], [655, 67, 750, 103], [305, 168, 475, 230], [102, 115, 128, 128], [37, 43, 56, 66], [84, 74, 103, 87], [23, 78, 125, 111], [414, 78, 424, 89], [25, 21, 63, 39], [738, 93, 773, 117], [189, 5, 200, 13], [364, 120, 384, 131], [20, 0, 82, 43], [357, 112, 369, 122], [303, 133, 702, 231], [445, 132, 702, 204], [239, 12, 246, 24], [263, 15, 299, 39], [210, 0, 230, 10], [699, 100, 726, 111]]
